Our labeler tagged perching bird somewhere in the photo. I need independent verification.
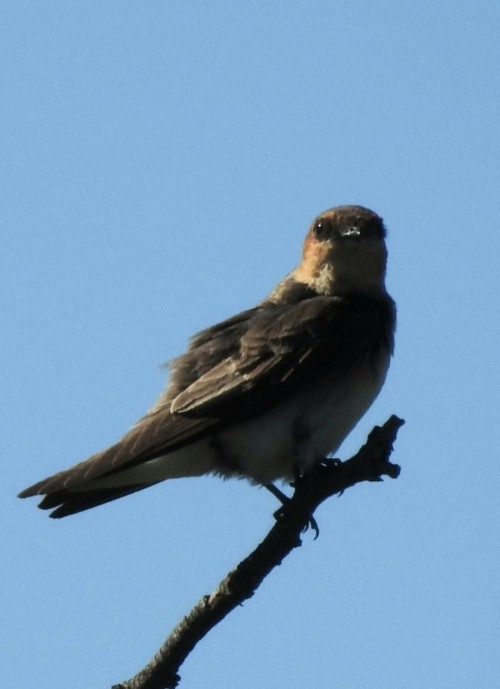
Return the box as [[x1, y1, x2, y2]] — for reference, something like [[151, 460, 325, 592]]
[[19, 205, 396, 518]]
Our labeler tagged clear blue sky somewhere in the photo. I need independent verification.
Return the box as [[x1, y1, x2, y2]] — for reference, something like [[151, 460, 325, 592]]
[[3, 2, 499, 688]]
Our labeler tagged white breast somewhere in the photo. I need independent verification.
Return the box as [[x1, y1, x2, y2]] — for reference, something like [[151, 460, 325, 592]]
[[216, 351, 390, 484]]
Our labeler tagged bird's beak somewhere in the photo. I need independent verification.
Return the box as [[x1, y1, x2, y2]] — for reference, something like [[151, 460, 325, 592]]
[[341, 226, 361, 238]]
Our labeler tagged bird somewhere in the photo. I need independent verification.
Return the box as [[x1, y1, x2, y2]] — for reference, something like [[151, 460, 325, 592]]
[[19, 205, 396, 518]]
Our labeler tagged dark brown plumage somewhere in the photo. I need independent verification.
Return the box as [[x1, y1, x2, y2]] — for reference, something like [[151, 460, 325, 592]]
[[19, 205, 396, 518]]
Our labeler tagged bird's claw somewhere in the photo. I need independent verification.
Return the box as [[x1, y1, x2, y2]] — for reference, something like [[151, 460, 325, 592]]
[[304, 515, 320, 539], [272, 504, 320, 539]]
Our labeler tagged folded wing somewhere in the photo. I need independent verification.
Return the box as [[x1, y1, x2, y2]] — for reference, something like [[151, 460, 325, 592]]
[[19, 292, 394, 516]]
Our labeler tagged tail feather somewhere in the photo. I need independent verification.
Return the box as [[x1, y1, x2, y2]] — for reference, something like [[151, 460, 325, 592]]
[[33, 483, 153, 519], [18, 437, 215, 518]]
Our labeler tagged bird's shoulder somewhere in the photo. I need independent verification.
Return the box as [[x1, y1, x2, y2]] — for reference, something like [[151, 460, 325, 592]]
[[162, 281, 395, 415]]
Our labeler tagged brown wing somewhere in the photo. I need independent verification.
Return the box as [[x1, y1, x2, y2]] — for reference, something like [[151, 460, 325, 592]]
[[170, 294, 393, 417], [19, 292, 394, 512]]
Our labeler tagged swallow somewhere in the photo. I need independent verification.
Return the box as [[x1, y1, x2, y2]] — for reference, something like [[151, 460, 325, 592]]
[[19, 205, 396, 518]]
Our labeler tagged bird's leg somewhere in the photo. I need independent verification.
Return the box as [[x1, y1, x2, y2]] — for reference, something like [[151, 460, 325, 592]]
[[266, 455, 343, 537], [267, 469, 320, 539], [264, 482, 290, 505], [287, 457, 343, 536], [265, 482, 291, 516], [265, 482, 306, 531]]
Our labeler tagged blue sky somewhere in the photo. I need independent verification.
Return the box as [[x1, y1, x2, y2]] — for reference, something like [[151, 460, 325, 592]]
[[3, 2, 500, 688]]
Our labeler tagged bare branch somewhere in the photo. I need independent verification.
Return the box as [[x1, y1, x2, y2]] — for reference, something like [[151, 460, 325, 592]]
[[112, 415, 404, 689]]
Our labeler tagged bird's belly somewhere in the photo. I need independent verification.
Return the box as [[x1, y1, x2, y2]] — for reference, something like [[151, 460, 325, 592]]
[[216, 356, 389, 484], [83, 356, 390, 491]]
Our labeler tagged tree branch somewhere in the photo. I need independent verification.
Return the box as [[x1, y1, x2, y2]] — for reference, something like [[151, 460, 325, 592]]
[[112, 415, 404, 689]]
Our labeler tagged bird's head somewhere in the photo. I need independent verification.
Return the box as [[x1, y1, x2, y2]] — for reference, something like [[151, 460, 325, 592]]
[[295, 205, 388, 295]]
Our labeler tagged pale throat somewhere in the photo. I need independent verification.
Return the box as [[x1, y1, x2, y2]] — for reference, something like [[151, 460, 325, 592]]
[[297, 248, 387, 295]]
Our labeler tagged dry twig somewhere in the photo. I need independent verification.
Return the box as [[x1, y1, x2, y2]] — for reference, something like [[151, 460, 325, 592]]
[[112, 414, 404, 689]]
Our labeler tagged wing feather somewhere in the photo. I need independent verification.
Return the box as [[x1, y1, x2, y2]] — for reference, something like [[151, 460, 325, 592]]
[[19, 292, 394, 501]]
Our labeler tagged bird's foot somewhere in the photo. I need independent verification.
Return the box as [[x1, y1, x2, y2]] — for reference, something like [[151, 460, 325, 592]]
[[266, 481, 320, 539], [273, 504, 319, 539], [302, 513, 320, 539]]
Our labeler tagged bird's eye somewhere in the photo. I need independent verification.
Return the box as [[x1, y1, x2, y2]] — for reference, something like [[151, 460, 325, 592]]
[[313, 219, 329, 239]]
